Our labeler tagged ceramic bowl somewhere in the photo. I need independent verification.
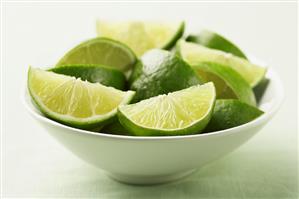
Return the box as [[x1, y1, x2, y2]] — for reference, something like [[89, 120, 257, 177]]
[[23, 67, 284, 185]]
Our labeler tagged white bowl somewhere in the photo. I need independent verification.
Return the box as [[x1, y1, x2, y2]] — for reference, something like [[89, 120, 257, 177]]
[[23, 67, 284, 185]]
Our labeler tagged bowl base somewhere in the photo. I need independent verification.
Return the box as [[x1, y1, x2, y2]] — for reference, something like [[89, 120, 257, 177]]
[[108, 169, 196, 185]]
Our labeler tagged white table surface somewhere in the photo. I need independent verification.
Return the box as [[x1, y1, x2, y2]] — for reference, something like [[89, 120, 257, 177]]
[[2, 2, 298, 198]]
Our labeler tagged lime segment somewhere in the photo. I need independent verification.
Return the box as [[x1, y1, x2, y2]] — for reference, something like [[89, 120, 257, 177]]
[[97, 21, 185, 56], [56, 37, 137, 72], [177, 40, 266, 87], [186, 30, 247, 59], [205, 99, 263, 132], [50, 64, 126, 90], [28, 67, 135, 130], [118, 83, 216, 136], [192, 62, 256, 106]]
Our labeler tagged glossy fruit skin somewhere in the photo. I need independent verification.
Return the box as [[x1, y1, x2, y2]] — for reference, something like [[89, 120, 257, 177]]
[[163, 21, 185, 50], [50, 64, 126, 90], [130, 49, 202, 102], [192, 62, 256, 106], [204, 99, 264, 132], [186, 30, 247, 59]]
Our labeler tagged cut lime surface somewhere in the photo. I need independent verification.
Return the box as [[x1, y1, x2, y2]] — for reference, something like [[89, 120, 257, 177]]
[[130, 49, 202, 102], [177, 40, 266, 87], [50, 64, 126, 90], [186, 30, 247, 59], [205, 99, 264, 132], [28, 67, 135, 130], [56, 37, 137, 72], [118, 83, 216, 136], [97, 20, 185, 56], [192, 62, 256, 106]]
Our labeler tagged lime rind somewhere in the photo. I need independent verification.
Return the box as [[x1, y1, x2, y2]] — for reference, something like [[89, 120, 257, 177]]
[[204, 99, 264, 132], [56, 37, 137, 72], [192, 62, 256, 106], [177, 40, 267, 87], [186, 29, 247, 59], [49, 64, 126, 90], [118, 83, 216, 136], [28, 67, 135, 130]]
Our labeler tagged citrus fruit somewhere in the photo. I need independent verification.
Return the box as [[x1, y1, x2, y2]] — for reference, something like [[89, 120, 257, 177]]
[[101, 120, 131, 136], [56, 37, 137, 72], [27, 67, 135, 130], [97, 20, 185, 56], [204, 99, 264, 132], [192, 62, 256, 106], [186, 30, 247, 59], [50, 64, 126, 90], [130, 49, 202, 102], [118, 82, 216, 136], [177, 40, 266, 87]]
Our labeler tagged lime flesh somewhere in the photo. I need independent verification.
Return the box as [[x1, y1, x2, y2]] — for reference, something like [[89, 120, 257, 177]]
[[50, 64, 126, 90], [118, 82, 216, 136], [177, 40, 266, 87], [97, 21, 185, 56], [56, 37, 137, 72], [28, 67, 135, 130]]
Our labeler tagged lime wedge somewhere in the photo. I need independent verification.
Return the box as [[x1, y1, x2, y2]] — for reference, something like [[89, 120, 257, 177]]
[[192, 62, 256, 106], [50, 64, 126, 90], [97, 20, 185, 56], [28, 67, 135, 130], [177, 40, 266, 87], [118, 83, 216, 136], [101, 120, 131, 136], [205, 99, 264, 132], [130, 49, 202, 102], [56, 37, 137, 72], [186, 30, 247, 59]]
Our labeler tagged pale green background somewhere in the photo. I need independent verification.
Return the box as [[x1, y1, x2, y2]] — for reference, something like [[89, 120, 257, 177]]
[[2, 2, 298, 198]]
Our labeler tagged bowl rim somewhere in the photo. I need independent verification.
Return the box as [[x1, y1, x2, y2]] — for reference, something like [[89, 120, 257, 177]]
[[22, 67, 284, 141]]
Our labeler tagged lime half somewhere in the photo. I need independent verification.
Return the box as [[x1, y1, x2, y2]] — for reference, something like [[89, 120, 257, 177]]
[[56, 37, 137, 72], [28, 67, 135, 130], [177, 40, 266, 87], [186, 29, 247, 59], [118, 82, 216, 136], [97, 20, 185, 56], [204, 99, 264, 132], [50, 64, 126, 90], [193, 62, 256, 106]]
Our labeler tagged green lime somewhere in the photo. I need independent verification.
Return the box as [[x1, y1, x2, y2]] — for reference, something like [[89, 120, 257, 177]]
[[49, 64, 126, 90], [192, 62, 256, 106], [97, 20, 185, 56], [130, 49, 202, 102], [28, 67, 135, 130], [186, 30, 247, 59], [177, 40, 266, 87], [253, 78, 270, 104], [56, 37, 137, 72], [101, 120, 131, 136], [204, 99, 264, 132], [118, 83, 216, 136]]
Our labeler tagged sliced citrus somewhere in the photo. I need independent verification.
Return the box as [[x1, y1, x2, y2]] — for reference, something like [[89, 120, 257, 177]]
[[118, 83, 216, 136], [56, 37, 137, 72], [204, 99, 264, 132], [28, 67, 135, 130], [186, 30, 247, 59], [50, 64, 126, 90], [97, 20, 185, 56], [177, 40, 266, 87], [192, 62, 256, 106]]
